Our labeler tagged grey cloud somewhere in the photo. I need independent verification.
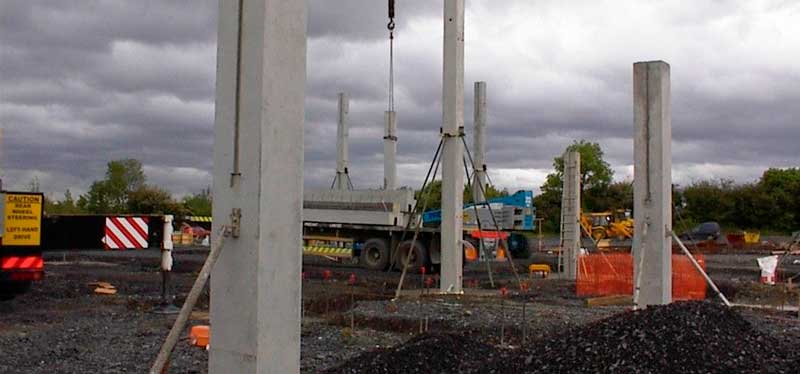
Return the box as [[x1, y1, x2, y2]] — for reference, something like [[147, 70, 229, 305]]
[[2, 0, 799, 198], [308, 0, 440, 40]]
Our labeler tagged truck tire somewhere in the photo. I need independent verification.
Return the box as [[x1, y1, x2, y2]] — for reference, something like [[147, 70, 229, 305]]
[[361, 238, 390, 271], [395, 240, 428, 272], [508, 233, 530, 259], [0, 281, 31, 301]]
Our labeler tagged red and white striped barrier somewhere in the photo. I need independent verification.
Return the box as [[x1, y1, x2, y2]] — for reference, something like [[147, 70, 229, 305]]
[[103, 217, 149, 249]]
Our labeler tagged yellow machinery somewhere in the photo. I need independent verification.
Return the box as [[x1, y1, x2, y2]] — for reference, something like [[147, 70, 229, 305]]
[[581, 209, 633, 241]]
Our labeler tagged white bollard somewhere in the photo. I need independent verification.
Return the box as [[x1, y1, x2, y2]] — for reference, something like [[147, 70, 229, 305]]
[[161, 215, 174, 272]]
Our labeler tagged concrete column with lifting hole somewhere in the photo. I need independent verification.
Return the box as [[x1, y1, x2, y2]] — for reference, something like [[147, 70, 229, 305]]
[[210, 0, 306, 372], [560, 150, 580, 279], [334, 92, 351, 190], [384, 110, 397, 190], [472, 81, 487, 204], [633, 60, 672, 307], [440, 0, 465, 294]]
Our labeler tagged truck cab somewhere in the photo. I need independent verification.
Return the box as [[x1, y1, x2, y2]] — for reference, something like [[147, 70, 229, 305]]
[[0, 191, 45, 300]]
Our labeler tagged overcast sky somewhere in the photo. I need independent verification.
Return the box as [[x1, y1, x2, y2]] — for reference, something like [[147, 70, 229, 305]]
[[2, 0, 798, 199]]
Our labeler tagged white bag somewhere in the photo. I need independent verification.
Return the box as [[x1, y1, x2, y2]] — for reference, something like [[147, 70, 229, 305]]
[[756, 255, 779, 285]]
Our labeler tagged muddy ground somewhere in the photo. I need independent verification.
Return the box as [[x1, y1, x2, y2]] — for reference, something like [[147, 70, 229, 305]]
[[1, 248, 799, 373]]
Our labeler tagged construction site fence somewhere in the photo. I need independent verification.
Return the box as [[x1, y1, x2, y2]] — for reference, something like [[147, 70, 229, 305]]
[[576, 253, 707, 300]]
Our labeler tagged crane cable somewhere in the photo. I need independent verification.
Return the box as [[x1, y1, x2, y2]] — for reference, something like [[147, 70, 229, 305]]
[[387, 0, 396, 112]]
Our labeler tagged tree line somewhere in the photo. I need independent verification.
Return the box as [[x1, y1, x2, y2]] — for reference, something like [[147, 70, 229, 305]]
[[40, 153, 800, 234], [39, 159, 212, 217], [534, 140, 800, 234]]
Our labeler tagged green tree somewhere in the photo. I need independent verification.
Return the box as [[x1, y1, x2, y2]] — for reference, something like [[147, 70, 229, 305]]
[[80, 159, 146, 213], [46, 189, 85, 214], [79, 180, 114, 213], [757, 168, 800, 231], [182, 187, 212, 216], [104, 159, 146, 210], [537, 140, 615, 231], [540, 140, 614, 200], [532, 186, 562, 232], [728, 183, 775, 230], [680, 179, 735, 227], [127, 185, 183, 215], [588, 181, 633, 212]]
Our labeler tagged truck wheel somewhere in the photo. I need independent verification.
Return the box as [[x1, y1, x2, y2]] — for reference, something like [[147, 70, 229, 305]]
[[0, 281, 30, 301], [508, 233, 530, 259], [361, 238, 390, 271], [592, 228, 606, 241], [395, 240, 428, 272]]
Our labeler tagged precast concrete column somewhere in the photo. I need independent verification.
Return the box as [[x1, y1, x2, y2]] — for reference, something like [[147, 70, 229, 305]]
[[210, 0, 306, 372], [383, 110, 397, 190], [472, 81, 487, 203], [560, 151, 580, 279], [440, 0, 465, 294], [334, 92, 350, 189], [633, 61, 672, 307]]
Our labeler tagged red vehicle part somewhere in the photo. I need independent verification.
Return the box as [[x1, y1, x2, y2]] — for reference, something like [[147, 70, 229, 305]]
[[469, 230, 509, 240], [1, 255, 44, 281]]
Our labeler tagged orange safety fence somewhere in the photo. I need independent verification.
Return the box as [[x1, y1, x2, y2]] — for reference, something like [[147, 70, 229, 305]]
[[577, 253, 707, 300]]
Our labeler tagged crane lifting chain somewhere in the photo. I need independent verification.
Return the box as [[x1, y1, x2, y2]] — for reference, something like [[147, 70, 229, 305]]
[[387, 0, 395, 111]]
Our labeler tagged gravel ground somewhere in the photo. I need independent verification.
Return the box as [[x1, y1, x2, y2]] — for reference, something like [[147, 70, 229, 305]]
[[349, 295, 623, 345], [1, 248, 799, 373], [0, 253, 406, 373]]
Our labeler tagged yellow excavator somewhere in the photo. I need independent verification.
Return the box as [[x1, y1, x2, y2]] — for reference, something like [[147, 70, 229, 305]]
[[580, 209, 633, 241]]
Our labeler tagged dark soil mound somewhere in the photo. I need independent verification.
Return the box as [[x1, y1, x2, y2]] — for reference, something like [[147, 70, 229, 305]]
[[479, 301, 798, 373], [325, 302, 798, 374], [323, 333, 496, 374]]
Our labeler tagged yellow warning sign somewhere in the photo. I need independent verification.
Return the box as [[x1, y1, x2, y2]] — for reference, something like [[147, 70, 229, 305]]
[[3, 193, 43, 246]]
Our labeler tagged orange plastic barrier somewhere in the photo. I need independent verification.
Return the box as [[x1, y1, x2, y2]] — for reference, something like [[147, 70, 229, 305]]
[[576, 253, 707, 300]]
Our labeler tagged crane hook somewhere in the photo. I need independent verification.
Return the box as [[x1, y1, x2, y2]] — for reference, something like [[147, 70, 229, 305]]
[[387, 0, 395, 31]]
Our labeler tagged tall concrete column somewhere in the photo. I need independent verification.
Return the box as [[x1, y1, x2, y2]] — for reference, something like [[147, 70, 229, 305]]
[[383, 110, 397, 190], [0, 129, 3, 189], [334, 93, 351, 190], [440, 0, 465, 294], [560, 151, 580, 279], [210, 0, 306, 372], [633, 61, 672, 307], [472, 81, 487, 203]]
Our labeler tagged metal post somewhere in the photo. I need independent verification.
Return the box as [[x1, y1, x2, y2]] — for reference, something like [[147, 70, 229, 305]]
[[210, 0, 306, 372], [672, 231, 731, 307], [633, 61, 672, 307], [384, 110, 397, 190], [334, 93, 351, 190], [440, 0, 465, 294], [560, 151, 580, 279]]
